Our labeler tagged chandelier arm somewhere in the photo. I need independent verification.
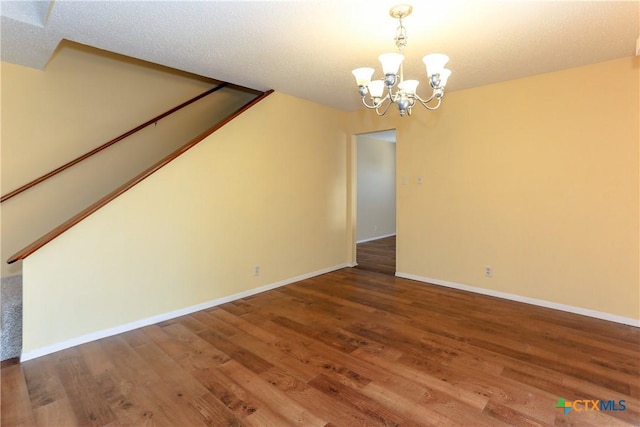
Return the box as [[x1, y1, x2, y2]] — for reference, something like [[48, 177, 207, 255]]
[[414, 91, 436, 104], [360, 94, 390, 110], [414, 94, 443, 111], [375, 100, 394, 116]]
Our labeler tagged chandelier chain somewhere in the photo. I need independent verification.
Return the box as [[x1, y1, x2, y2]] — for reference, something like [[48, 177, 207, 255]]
[[395, 17, 407, 52]]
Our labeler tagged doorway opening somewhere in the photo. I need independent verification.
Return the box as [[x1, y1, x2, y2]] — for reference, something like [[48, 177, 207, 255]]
[[354, 129, 397, 275]]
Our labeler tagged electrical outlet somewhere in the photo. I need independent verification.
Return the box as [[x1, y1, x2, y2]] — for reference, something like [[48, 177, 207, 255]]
[[485, 266, 492, 277], [254, 265, 260, 276]]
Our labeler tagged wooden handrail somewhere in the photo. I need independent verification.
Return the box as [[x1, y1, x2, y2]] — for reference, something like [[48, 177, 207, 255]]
[[1, 82, 233, 203], [7, 90, 274, 264]]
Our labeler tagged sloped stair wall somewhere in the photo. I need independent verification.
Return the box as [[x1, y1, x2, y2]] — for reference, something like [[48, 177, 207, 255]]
[[20, 92, 349, 359]]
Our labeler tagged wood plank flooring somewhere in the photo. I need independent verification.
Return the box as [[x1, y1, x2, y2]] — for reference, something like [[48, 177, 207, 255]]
[[2, 267, 639, 426], [356, 235, 396, 276]]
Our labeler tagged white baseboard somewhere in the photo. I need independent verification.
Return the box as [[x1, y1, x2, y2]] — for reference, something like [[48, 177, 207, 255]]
[[21, 263, 351, 362], [356, 233, 396, 244], [395, 272, 640, 328]]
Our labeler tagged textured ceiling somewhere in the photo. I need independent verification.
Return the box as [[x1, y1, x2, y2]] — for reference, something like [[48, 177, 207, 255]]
[[1, 1, 639, 111]]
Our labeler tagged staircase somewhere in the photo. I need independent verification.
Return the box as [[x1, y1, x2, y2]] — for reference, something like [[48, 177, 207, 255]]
[[1, 275, 22, 361]]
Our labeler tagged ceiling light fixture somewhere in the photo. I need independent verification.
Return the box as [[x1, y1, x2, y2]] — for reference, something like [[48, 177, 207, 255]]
[[352, 4, 451, 117]]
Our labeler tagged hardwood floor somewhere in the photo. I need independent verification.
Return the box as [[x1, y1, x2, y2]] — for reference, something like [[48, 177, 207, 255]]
[[356, 235, 396, 276], [2, 267, 639, 426]]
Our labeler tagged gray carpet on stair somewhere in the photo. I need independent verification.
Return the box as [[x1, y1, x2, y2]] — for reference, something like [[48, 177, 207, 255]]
[[1, 274, 22, 361]]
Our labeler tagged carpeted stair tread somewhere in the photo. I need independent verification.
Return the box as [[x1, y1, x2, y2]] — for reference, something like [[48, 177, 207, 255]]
[[1, 274, 23, 361]]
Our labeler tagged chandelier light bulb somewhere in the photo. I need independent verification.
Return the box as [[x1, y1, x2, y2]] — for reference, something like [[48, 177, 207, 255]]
[[368, 80, 385, 98], [378, 53, 404, 76], [398, 79, 419, 95], [423, 53, 450, 78], [439, 69, 452, 87], [352, 67, 375, 86]]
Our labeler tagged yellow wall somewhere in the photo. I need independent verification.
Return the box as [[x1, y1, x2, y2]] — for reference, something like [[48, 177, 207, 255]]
[[1, 42, 255, 277], [350, 57, 639, 320], [22, 92, 348, 354]]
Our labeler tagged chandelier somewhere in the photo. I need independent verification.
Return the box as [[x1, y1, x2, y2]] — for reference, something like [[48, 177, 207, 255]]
[[352, 4, 451, 117]]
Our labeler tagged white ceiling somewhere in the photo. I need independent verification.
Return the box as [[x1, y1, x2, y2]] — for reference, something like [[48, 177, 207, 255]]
[[1, 1, 638, 111]]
